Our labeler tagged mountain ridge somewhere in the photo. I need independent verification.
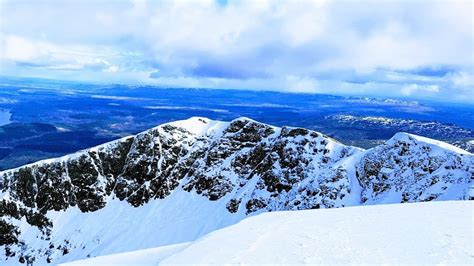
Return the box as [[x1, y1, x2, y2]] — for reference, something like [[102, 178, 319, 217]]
[[1, 117, 472, 264]]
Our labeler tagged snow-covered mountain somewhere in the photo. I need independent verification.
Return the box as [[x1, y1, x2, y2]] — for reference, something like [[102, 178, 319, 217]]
[[62, 201, 473, 265], [0, 117, 472, 264]]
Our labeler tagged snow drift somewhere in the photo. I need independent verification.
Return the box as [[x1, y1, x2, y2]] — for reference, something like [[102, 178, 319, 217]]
[[64, 201, 473, 265]]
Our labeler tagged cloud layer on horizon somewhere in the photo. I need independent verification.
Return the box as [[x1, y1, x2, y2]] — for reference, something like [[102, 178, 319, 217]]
[[0, 0, 473, 102]]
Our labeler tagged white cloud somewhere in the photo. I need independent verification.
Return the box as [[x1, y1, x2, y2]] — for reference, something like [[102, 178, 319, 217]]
[[401, 84, 440, 96], [1, 35, 121, 72], [3, 35, 42, 61], [285, 76, 320, 93], [0, 0, 472, 102], [449, 71, 474, 87]]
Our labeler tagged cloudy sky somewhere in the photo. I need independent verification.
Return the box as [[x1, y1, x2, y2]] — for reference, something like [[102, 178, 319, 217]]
[[0, 0, 473, 102]]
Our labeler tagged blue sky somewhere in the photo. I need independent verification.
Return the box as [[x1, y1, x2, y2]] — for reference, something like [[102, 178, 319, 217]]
[[0, 0, 473, 103]]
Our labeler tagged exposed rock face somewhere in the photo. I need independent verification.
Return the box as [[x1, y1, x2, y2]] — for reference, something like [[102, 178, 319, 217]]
[[356, 133, 473, 203], [0, 117, 472, 264]]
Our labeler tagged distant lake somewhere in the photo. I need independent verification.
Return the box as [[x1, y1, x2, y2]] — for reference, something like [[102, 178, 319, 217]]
[[0, 109, 11, 126]]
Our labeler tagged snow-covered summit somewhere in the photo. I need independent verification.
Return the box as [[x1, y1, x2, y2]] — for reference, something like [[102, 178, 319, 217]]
[[163, 116, 225, 136], [0, 117, 472, 264], [388, 132, 472, 155]]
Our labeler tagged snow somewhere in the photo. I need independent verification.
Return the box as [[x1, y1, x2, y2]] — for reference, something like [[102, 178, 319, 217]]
[[163, 116, 244, 138], [1, 116, 472, 264], [330, 114, 473, 141], [62, 243, 190, 266], [389, 132, 472, 155], [11, 187, 246, 264], [63, 201, 473, 265], [0, 117, 223, 178], [334, 114, 396, 124]]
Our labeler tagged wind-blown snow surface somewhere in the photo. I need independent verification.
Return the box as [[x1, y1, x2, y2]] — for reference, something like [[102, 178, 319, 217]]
[[0, 117, 472, 264], [63, 201, 473, 265]]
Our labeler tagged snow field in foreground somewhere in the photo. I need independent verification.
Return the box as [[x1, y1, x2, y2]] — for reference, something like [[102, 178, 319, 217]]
[[64, 201, 473, 265]]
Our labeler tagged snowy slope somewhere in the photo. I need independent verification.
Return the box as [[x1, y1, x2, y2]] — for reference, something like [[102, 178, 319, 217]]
[[6, 190, 247, 264], [0, 117, 472, 264], [63, 201, 473, 265]]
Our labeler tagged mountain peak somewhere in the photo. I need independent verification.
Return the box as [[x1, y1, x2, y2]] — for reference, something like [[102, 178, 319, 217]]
[[387, 132, 472, 155]]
